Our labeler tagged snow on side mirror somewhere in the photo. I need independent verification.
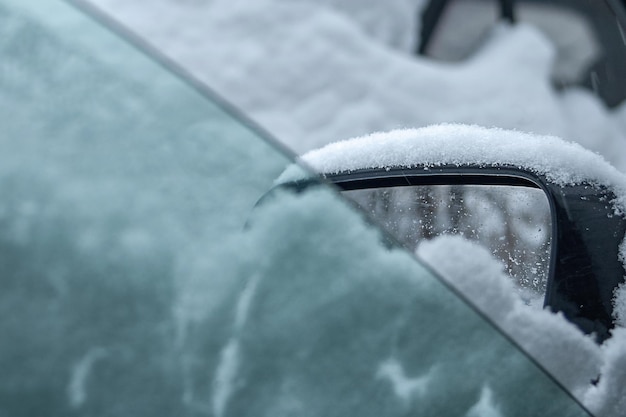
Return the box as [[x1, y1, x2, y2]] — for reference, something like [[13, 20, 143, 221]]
[[279, 125, 626, 342]]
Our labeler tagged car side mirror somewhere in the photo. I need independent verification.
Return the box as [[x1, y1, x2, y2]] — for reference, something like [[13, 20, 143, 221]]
[[280, 164, 626, 343]]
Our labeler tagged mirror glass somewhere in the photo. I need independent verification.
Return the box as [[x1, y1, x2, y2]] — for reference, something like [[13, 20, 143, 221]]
[[343, 184, 552, 302]]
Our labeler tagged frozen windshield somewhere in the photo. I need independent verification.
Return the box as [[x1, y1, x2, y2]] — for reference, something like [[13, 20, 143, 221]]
[[0, 0, 592, 416]]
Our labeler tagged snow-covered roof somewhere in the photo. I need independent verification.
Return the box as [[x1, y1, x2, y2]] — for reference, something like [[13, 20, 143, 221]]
[[285, 124, 626, 211]]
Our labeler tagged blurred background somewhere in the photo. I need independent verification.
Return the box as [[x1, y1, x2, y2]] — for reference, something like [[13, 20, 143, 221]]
[[87, 0, 626, 172]]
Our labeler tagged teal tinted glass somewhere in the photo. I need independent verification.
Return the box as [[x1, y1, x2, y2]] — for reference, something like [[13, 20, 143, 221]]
[[0, 1, 590, 416]]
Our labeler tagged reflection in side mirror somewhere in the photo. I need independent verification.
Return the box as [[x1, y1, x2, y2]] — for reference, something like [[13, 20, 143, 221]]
[[343, 184, 551, 302]]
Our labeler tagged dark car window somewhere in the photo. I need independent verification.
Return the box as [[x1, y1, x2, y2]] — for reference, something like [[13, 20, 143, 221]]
[[0, 0, 591, 416]]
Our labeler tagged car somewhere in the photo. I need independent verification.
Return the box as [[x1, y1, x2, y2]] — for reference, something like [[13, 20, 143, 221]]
[[418, 0, 626, 108], [0, 0, 624, 417], [277, 124, 626, 343]]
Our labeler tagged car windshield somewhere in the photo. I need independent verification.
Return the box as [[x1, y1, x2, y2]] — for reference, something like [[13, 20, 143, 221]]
[[0, 0, 596, 416]]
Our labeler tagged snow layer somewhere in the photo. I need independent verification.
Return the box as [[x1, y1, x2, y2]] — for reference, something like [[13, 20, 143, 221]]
[[88, 0, 626, 172], [288, 0, 428, 52], [288, 124, 626, 210], [614, 239, 626, 327], [417, 236, 626, 415], [583, 327, 626, 416]]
